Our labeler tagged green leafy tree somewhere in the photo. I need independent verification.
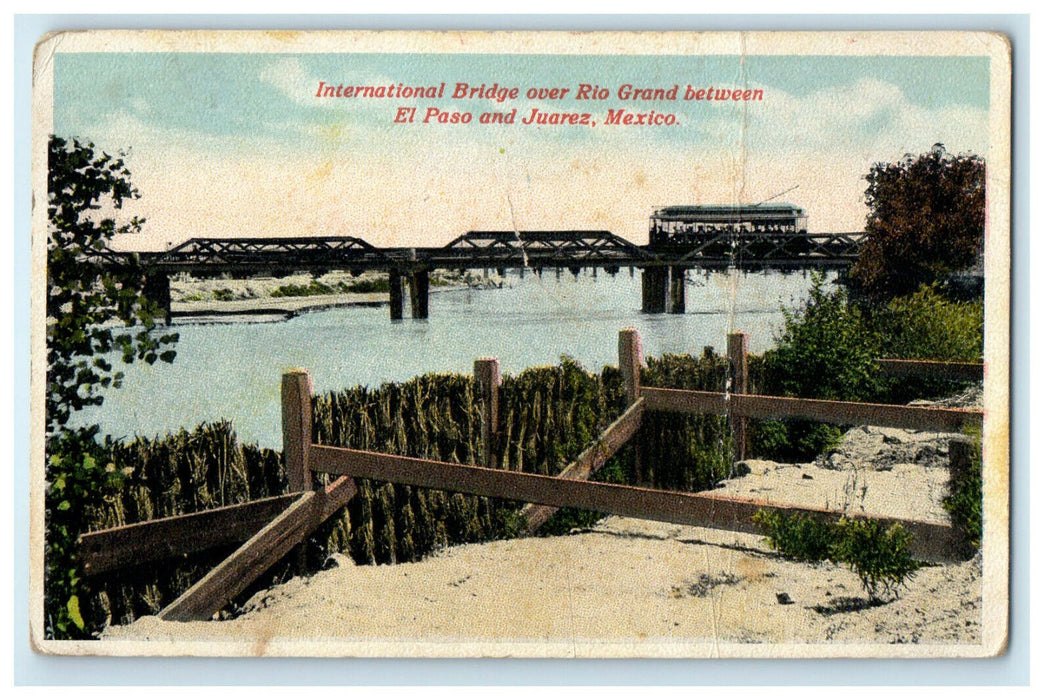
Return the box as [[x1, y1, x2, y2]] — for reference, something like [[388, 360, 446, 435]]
[[47, 135, 178, 433], [851, 144, 985, 301], [45, 135, 178, 638]]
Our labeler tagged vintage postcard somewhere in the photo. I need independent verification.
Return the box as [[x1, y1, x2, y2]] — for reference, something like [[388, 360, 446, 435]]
[[30, 30, 1011, 658]]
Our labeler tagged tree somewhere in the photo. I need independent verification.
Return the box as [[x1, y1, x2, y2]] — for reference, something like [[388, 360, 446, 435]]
[[46, 135, 178, 435], [45, 135, 178, 638], [850, 144, 985, 301]]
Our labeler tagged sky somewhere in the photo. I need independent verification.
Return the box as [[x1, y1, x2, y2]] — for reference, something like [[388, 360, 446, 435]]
[[51, 51, 991, 250]]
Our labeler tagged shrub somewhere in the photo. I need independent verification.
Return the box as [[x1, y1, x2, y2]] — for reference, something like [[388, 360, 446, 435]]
[[750, 420, 843, 463], [339, 277, 390, 294], [271, 280, 334, 297], [753, 509, 920, 601], [762, 272, 880, 402], [831, 519, 920, 600], [870, 285, 983, 362], [753, 273, 878, 461], [45, 427, 126, 639], [752, 509, 836, 562]]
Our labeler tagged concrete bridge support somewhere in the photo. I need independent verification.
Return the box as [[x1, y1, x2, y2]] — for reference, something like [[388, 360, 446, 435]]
[[144, 271, 172, 325], [641, 266, 669, 313], [641, 265, 687, 314], [388, 269, 404, 321], [669, 266, 687, 314], [409, 270, 430, 320]]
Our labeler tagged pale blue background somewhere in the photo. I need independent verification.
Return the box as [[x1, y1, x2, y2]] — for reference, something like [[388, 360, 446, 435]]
[[13, 13, 1030, 686]]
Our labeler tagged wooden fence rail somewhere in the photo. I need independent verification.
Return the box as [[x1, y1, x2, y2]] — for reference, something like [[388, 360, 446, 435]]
[[308, 443, 965, 564], [76, 493, 302, 576], [876, 358, 984, 382], [641, 387, 982, 432], [159, 477, 356, 622], [158, 370, 358, 622], [520, 397, 645, 533]]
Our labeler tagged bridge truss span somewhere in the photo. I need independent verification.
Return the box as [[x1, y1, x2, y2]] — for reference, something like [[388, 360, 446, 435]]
[[434, 230, 661, 271], [659, 230, 866, 269], [146, 236, 396, 275]]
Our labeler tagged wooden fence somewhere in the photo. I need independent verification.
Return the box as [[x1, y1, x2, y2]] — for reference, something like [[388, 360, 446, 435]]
[[76, 329, 984, 623]]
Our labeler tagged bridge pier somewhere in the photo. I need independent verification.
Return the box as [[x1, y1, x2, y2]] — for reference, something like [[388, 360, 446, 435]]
[[641, 266, 688, 314], [388, 269, 404, 321], [669, 266, 687, 314], [409, 270, 429, 320], [144, 271, 172, 325], [641, 266, 669, 314]]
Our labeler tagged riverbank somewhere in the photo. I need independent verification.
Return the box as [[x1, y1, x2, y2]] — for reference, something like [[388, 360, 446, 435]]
[[170, 270, 501, 319]]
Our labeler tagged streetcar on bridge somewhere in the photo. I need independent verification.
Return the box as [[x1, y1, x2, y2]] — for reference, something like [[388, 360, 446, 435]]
[[649, 203, 809, 243], [647, 202, 821, 263]]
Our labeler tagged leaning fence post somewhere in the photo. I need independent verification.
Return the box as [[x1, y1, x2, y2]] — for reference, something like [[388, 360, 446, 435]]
[[474, 358, 501, 469], [282, 369, 314, 492], [619, 328, 645, 484], [728, 332, 749, 461]]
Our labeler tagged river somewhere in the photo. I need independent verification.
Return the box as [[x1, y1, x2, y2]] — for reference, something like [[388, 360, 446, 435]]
[[73, 269, 823, 449]]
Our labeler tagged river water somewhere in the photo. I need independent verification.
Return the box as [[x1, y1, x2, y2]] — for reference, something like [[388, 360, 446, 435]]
[[73, 269, 821, 449]]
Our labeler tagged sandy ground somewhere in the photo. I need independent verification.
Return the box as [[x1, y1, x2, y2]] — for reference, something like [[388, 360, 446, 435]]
[[103, 417, 983, 654]]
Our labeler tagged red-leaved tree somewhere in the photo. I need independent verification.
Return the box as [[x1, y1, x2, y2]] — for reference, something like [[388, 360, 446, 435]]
[[851, 144, 985, 301]]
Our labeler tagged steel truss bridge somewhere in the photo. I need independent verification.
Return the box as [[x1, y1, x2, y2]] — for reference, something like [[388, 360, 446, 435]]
[[87, 229, 865, 321]]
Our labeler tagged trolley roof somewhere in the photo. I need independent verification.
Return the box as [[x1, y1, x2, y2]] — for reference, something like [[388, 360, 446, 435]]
[[653, 203, 806, 222]]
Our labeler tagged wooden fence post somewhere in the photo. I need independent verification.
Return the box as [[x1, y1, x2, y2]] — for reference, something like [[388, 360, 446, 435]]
[[728, 332, 749, 461], [948, 436, 979, 558], [619, 328, 644, 483], [282, 369, 314, 492], [474, 358, 501, 470], [619, 328, 643, 403]]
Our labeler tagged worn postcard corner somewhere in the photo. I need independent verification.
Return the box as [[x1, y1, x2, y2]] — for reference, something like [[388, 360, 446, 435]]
[[30, 28, 1011, 659]]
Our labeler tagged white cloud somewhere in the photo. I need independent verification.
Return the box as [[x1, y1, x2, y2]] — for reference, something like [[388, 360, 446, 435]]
[[735, 78, 988, 159], [259, 57, 317, 107]]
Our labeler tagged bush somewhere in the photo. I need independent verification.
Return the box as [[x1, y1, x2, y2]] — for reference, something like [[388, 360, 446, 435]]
[[45, 427, 127, 638], [832, 519, 920, 600], [753, 273, 877, 461], [271, 280, 334, 297], [753, 510, 920, 601], [762, 272, 880, 402], [752, 276, 983, 461], [750, 420, 843, 463], [870, 285, 983, 362], [752, 509, 836, 562], [339, 277, 390, 294]]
